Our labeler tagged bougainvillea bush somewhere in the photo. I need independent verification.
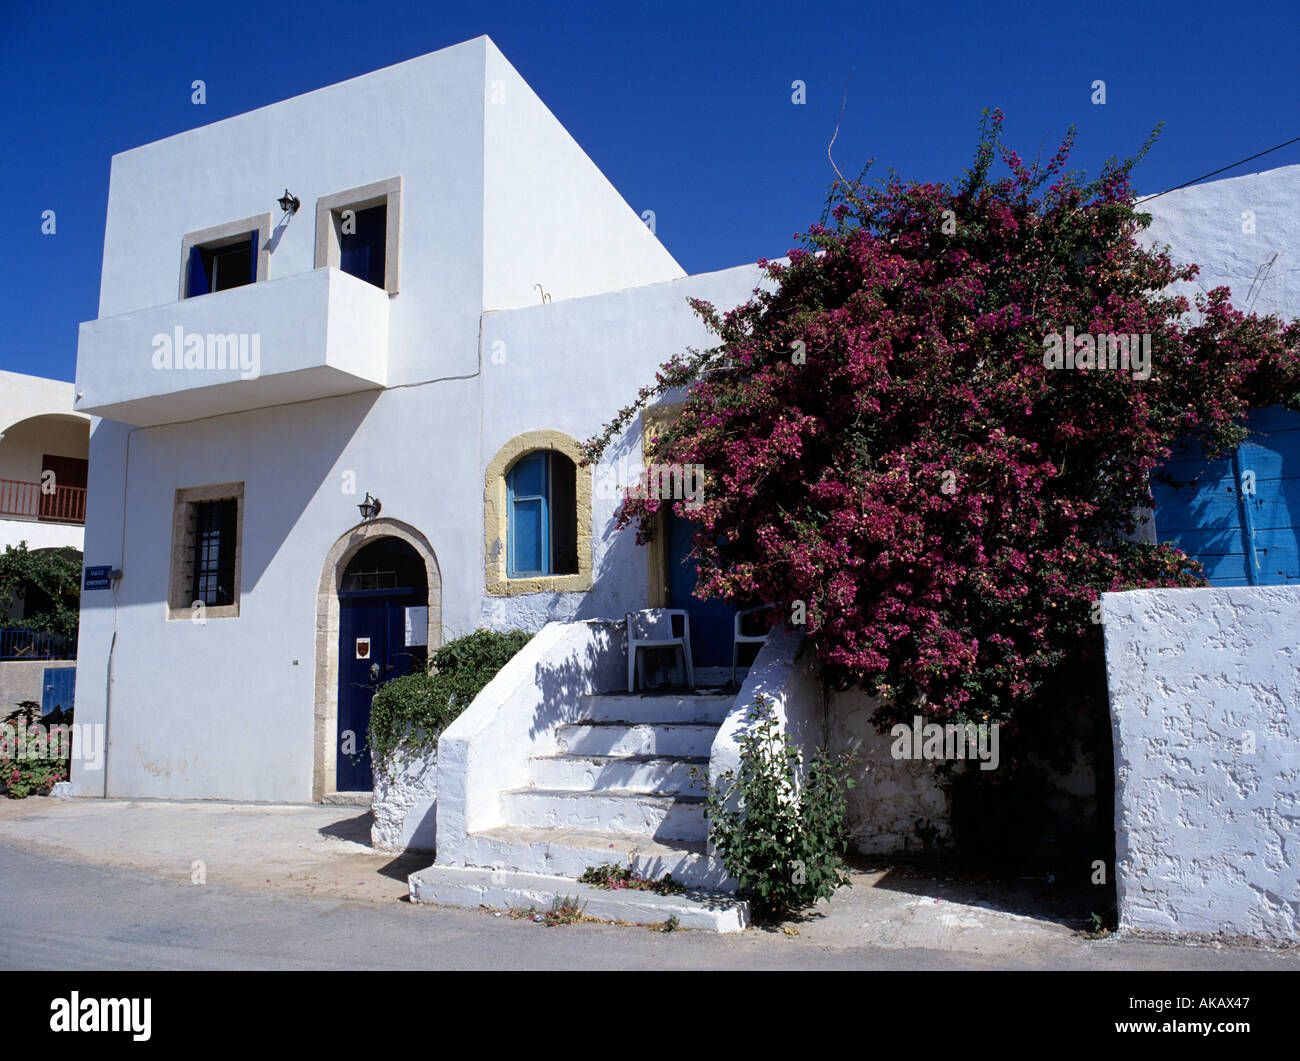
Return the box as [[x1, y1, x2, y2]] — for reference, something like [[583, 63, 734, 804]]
[[585, 112, 1300, 782], [1, 702, 71, 799]]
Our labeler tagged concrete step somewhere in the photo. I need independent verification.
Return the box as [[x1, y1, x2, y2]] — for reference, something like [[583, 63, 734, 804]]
[[528, 752, 707, 794], [579, 692, 734, 726], [556, 721, 717, 758], [408, 864, 749, 932], [502, 787, 708, 841], [449, 825, 735, 892]]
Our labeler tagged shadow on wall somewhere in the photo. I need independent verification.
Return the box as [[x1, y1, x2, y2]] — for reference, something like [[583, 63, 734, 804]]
[[82, 389, 380, 618], [525, 625, 625, 742]]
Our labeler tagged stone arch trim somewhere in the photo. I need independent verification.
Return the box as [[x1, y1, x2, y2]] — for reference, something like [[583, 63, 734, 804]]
[[312, 517, 442, 801], [484, 429, 593, 597]]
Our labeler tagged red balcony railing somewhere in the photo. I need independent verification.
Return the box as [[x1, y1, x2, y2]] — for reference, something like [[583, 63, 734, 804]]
[[0, 479, 86, 525]]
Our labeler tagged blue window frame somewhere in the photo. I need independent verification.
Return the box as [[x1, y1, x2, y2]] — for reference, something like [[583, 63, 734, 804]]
[[186, 231, 259, 298], [507, 452, 548, 577], [506, 450, 579, 578]]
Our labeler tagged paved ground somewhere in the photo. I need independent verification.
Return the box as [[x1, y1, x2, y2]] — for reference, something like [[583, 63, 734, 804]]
[[1, 797, 1295, 970]]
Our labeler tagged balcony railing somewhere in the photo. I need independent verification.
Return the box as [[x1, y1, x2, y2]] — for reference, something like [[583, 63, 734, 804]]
[[0, 628, 77, 660], [0, 479, 86, 525]]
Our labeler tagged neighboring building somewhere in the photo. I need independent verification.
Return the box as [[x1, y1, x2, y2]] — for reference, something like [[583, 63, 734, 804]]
[[0, 370, 89, 553], [0, 370, 88, 718]]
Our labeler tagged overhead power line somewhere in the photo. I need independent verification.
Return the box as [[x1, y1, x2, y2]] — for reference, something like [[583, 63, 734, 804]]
[[1139, 134, 1300, 203]]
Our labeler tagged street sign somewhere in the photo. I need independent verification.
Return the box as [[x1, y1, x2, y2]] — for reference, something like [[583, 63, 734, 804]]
[[84, 565, 113, 590]]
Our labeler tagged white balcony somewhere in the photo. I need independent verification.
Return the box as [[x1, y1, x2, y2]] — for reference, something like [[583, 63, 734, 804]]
[[75, 268, 389, 427]]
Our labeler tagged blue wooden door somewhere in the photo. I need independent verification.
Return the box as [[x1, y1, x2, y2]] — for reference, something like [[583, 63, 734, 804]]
[[41, 667, 75, 717], [1152, 406, 1300, 586], [666, 512, 736, 667], [337, 590, 424, 791]]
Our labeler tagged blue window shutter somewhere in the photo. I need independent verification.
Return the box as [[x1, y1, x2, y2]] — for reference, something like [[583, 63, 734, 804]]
[[249, 229, 259, 282], [186, 246, 210, 297], [507, 452, 549, 577]]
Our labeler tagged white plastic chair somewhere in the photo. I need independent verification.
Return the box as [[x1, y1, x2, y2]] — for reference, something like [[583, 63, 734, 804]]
[[732, 605, 773, 684], [626, 609, 694, 692]]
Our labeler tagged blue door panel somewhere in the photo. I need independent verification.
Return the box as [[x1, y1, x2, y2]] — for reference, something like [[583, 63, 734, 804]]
[[41, 667, 74, 716], [1153, 406, 1300, 586], [337, 591, 425, 791], [666, 512, 736, 668]]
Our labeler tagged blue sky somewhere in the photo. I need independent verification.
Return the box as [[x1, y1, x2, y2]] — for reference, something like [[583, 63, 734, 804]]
[[3, 0, 1298, 382]]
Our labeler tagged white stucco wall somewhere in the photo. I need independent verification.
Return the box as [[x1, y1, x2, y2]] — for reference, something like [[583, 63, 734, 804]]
[[0, 371, 83, 435], [478, 262, 767, 632], [709, 627, 824, 814], [1102, 585, 1300, 940], [1140, 164, 1300, 323], [0, 519, 84, 552], [481, 41, 684, 309]]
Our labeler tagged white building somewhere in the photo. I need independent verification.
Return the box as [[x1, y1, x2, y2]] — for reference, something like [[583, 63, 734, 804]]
[[65, 35, 1299, 930], [69, 36, 762, 804], [0, 370, 87, 718]]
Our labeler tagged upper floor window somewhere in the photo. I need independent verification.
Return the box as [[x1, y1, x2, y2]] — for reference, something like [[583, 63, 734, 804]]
[[187, 235, 256, 297], [507, 451, 578, 577], [178, 214, 271, 300], [339, 204, 387, 289], [314, 177, 401, 296]]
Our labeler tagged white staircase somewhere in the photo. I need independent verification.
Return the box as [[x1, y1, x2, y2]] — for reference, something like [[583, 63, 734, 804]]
[[409, 688, 749, 930]]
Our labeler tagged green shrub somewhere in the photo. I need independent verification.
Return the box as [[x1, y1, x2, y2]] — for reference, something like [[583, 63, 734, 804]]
[[578, 862, 684, 895], [367, 628, 532, 768], [702, 695, 856, 923], [0, 544, 82, 641]]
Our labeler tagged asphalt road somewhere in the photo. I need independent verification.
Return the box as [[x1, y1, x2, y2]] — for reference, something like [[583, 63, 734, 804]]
[[4, 846, 1297, 971]]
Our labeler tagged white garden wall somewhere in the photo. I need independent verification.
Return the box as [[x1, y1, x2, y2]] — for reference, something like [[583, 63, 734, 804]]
[[1102, 585, 1300, 940], [371, 736, 438, 853], [827, 689, 951, 854]]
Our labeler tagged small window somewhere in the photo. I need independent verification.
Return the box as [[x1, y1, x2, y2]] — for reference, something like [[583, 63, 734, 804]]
[[178, 215, 270, 301], [192, 499, 238, 606], [314, 178, 401, 295], [168, 483, 244, 619], [338, 204, 387, 289], [186, 234, 258, 298], [507, 451, 578, 577]]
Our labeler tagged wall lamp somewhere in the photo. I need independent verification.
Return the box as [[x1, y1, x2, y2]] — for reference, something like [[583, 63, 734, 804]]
[[278, 189, 301, 215], [357, 493, 382, 521]]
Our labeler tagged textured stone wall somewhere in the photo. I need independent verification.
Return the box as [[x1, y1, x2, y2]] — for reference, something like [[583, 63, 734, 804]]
[[371, 737, 438, 853], [1102, 586, 1300, 940], [828, 689, 951, 854]]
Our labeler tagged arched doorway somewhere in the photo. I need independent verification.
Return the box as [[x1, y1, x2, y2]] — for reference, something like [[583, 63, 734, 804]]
[[313, 519, 441, 800], [336, 537, 428, 791]]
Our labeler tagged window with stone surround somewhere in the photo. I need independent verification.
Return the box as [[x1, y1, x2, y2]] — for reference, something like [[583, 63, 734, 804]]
[[167, 482, 244, 619]]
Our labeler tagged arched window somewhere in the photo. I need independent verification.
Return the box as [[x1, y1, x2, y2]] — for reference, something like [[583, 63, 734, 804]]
[[506, 450, 578, 577]]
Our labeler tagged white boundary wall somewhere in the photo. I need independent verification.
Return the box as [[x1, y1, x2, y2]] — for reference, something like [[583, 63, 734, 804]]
[[1102, 586, 1300, 940]]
